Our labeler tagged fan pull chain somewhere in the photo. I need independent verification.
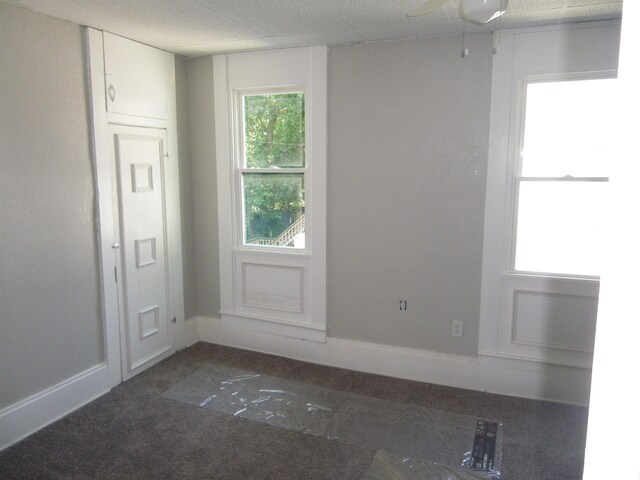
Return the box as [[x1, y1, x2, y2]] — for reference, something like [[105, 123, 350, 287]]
[[493, 0, 505, 55], [461, 21, 469, 58]]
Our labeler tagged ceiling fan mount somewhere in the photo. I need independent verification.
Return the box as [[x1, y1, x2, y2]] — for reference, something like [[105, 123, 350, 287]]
[[409, 0, 509, 25]]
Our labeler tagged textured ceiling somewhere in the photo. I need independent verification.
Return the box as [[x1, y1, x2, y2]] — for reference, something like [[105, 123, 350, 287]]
[[3, 0, 623, 56]]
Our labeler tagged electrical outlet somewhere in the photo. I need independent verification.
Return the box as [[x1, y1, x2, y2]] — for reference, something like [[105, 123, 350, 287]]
[[452, 321, 464, 338], [399, 299, 407, 311]]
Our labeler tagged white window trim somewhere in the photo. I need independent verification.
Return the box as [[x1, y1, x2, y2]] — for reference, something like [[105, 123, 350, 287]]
[[479, 22, 620, 368], [233, 86, 311, 253], [213, 47, 327, 342]]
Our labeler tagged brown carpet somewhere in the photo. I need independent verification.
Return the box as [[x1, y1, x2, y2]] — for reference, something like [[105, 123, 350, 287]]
[[0, 342, 588, 479]]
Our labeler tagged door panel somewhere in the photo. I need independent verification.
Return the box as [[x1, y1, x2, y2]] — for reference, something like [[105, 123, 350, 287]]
[[111, 125, 174, 379], [103, 32, 172, 120]]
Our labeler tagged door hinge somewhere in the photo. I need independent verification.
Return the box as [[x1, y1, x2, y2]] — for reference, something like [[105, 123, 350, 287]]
[[114, 266, 118, 283]]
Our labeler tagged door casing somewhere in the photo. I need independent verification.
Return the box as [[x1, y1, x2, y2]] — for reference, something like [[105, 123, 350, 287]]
[[86, 28, 186, 387]]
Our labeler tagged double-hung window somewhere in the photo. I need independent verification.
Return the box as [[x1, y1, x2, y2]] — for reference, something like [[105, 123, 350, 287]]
[[513, 76, 615, 277], [239, 92, 307, 249]]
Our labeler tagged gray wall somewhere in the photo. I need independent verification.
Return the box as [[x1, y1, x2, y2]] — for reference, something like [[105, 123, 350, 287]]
[[186, 36, 492, 356], [0, 1, 495, 412], [187, 57, 220, 319], [0, 3, 103, 408], [326, 36, 492, 356], [175, 56, 197, 320]]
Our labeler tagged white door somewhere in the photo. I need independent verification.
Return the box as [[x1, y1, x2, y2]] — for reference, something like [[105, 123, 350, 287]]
[[111, 124, 174, 380]]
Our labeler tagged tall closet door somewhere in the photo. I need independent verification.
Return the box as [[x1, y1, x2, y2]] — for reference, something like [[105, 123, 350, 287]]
[[88, 27, 184, 387], [111, 124, 174, 379]]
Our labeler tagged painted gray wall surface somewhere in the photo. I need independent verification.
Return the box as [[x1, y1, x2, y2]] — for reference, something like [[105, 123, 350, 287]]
[[327, 35, 492, 357], [187, 57, 220, 318], [0, 3, 103, 408], [175, 56, 197, 321]]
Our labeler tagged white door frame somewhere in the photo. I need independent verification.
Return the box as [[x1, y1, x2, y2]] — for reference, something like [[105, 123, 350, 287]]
[[86, 28, 186, 387]]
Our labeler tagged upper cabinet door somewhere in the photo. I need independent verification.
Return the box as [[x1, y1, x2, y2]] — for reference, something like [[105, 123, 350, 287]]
[[103, 32, 173, 120]]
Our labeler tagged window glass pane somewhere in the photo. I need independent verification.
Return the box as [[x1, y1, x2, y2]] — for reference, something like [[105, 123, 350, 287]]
[[243, 173, 305, 248], [244, 93, 305, 168], [514, 181, 607, 276], [521, 78, 616, 177]]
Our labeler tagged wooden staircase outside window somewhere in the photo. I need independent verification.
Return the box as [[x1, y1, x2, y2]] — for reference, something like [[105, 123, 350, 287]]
[[247, 214, 305, 247]]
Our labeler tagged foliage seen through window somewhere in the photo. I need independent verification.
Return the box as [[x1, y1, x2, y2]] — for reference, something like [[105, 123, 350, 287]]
[[242, 93, 306, 248]]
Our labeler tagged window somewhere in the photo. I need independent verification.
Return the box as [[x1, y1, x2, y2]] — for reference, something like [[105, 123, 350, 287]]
[[478, 25, 620, 368], [513, 77, 616, 277], [214, 46, 327, 342], [240, 92, 306, 249]]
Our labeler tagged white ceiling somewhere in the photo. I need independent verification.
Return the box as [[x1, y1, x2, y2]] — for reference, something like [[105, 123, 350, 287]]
[[4, 0, 622, 57]]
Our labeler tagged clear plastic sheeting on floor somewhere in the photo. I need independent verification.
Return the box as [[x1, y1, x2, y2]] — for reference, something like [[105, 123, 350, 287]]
[[367, 450, 498, 480], [162, 364, 502, 479]]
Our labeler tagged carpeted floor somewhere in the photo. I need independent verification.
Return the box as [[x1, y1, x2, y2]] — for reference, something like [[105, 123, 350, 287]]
[[0, 342, 588, 479]]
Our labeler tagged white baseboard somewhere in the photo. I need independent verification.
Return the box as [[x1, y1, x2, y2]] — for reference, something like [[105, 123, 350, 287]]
[[183, 316, 201, 348], [197, 316, 592, 406], [0, 363, 111, 452], [0, 317, 591, 454]]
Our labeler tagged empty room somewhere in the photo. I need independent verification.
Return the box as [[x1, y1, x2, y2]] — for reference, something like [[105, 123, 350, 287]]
[[1, 0, 638, 478]]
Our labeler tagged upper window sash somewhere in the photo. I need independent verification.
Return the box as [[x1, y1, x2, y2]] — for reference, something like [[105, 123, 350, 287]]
[[514, 73, 617, 181], [234, 88, 309, 170]]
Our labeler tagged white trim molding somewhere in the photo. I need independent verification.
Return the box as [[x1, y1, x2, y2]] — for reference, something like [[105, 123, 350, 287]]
[[478, 22, 621, 369], [183, 316, 201, 348], [214, 46, 327, 343], [0, 364, 110, 452], [197, 316, 592, 405], [86, 28, 186, 385]]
